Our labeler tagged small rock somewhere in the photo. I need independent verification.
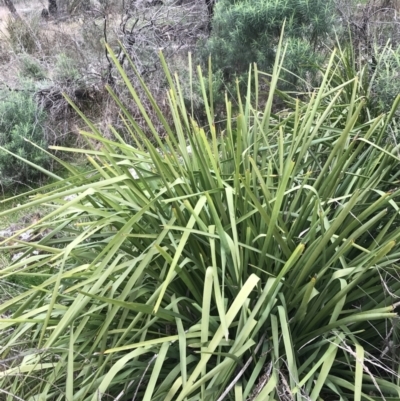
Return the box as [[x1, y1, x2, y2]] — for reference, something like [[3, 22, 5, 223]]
[[11, 252, 24, 262], [63, 194, 77, 201], [19, 230, 33, 242]]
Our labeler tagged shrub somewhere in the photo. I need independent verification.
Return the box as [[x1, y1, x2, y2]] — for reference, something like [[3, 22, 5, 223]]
[[0, 42, 400, 400], [203, 0, 336, 85], [54, 53, 81, 82], [370, 45, 400, 115], [19, 54, 47, 80], [0, 86, 49, 190]]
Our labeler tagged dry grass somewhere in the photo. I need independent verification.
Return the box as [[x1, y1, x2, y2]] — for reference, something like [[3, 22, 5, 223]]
[[0, 0, 209, 147], [335, 0, 400, 52]]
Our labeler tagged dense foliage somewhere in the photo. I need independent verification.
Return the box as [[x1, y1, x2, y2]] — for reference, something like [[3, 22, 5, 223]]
[[204, 0, 335, 84], [0, 87, 48, 190], [0, 41, 399, 400], [371, 45, 400, 114]]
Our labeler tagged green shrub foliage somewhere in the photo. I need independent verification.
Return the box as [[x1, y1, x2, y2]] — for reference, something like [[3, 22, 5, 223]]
[[0, 88, 48, 189], [205, 0, 335, 84], [19, 55, 47, 80], [371, 45, 400, 115], [54, 53, 81, 82]]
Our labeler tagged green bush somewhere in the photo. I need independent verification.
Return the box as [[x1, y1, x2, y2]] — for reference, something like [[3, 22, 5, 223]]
[[54, 53, 81, 82], [204, 0, 335, 85], [370, 45, 400, 115], [19, 54, 47, 80], [0, 42, 400, 400], [0, 87, 49, 189]]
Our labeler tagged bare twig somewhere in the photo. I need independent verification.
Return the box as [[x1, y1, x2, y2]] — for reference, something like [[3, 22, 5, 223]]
[[217, 334, 267, 401], [131, 354, 158, 401]]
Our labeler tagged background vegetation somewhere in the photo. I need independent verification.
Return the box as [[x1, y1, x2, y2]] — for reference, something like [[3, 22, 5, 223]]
[[0, 83, 48, 190], [203, 0, 335, 88]]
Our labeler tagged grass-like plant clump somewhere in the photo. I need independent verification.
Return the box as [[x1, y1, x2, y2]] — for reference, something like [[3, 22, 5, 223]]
[[0, 38, 400, 400]]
